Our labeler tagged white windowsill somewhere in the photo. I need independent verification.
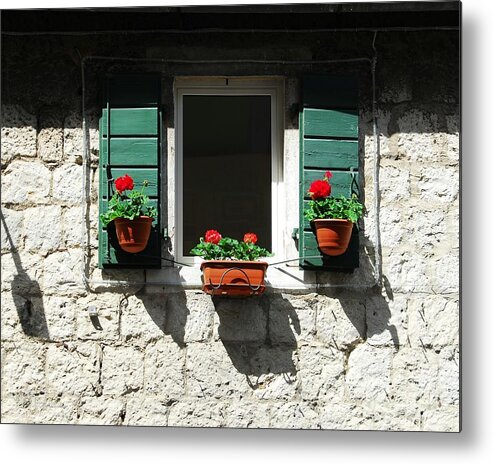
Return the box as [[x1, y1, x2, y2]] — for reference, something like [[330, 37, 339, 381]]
[[145, 261, 317, 291]]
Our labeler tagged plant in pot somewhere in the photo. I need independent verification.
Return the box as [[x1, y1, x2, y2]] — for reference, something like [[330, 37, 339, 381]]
[[100, 174, 157, 253], [304, 171, 364, 256], [190, 230, 272, 297]]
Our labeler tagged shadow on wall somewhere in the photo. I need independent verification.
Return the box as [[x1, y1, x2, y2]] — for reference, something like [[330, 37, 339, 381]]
[[213, 293, 298, 382], [136, 261, 400, 389], [137, 287, 299, 380], [133, 267, 190, 348], [332, 246, 400, 348], [1, 209, 49, 339]]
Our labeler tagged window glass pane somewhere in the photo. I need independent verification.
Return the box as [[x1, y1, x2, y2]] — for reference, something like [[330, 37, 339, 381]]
[[183, 95, 272, 255]]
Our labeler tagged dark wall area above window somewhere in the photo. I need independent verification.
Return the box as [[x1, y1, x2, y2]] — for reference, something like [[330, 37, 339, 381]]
[[1, 2, 460, 34]]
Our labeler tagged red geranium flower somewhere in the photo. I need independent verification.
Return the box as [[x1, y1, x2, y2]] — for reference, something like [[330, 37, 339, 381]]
[[325, 170, 333, 180], [205, 229, 222, 244], [243, 232, 258, 244], [115, 174, 134, 193], [308, 179, 331, 200]]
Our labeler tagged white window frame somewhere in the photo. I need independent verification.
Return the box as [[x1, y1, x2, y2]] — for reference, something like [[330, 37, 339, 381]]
[[174, 77, 285, 266]]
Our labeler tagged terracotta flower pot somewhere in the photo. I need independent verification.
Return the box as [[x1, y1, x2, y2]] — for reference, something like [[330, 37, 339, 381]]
[[312, 219, 353, 256], [114, 216, 153, 253], [200, 260, 269, 297]]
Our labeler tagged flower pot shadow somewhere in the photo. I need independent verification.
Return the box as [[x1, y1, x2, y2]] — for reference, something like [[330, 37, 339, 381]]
[[213, 294, 299, 380], [11, 275, 49, 340], [134, 285, 189, 348], [321, 268, 400, 349]]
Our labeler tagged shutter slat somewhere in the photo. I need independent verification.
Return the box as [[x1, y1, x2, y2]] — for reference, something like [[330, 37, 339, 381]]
[[304, 139, 358, 169], [101, 138, 158, 166], [101, 108, 158, 136], [304, 108, 358, 139]]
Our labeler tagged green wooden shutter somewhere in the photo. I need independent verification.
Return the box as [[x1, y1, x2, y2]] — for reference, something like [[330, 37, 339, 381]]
[[299, 75, 360, 271], [98, 73, 162, 268]]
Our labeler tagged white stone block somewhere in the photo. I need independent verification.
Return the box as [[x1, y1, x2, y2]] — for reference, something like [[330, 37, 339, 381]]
[[78, 397, 125, 425], [120, 294, 167, 344], [167, 400, 224, 427], [298, 345, 345, 401], [144, 339, 186, 398], [1, 251, 44, 295], [366, 294, 408, 347], [432, 252, 460, 294], [422, 406, 460, 432], [2, 161, 51, 204], [42, 249, 84, 295], [269, 294, 316, 344], [446, 132, 459, 164], [408, 207, 448, 253], [76, 294, 121, 341], [0, 393, 78, 425], [390, 347, 439, 406], [166, 291, 214, 344], [319, 401, 420, 431], [395, 110, 446, 162], [384, 251, 431, 293], [185, 342, 252, 399], [408, 296, 459, 348], [380, 164, 411, 202], [101, 345, 144, 395], [43, 295, 77, 340], [213, 298, 267, 343], [124, 397, 169, 426], [379, 207, 405, 248], [249, 346, 299, 401], [269, 402, 319, 429], [1, 105, 37, 164], [224, 400, 270, 428], [52, 164, 84, 204], [316, 296, 366, 350], [63, 206, 84, 247], [2, 340, 46, 395], [24, 205, 62, 255], [63, 110, 100, 165], [418, 166, 459, 204], [437, 346, 460, 406], [0, 292, 23, 340], [346, 344, 393, 401], [45, 342, 101, 396], [318, 402, 363, 430], [38, 120, 63, 163], [0, 207, 23, 252], [30, 395, 78, 424]]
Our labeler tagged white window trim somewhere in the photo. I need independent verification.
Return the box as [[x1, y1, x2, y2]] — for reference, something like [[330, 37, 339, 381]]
[[174, 76, 285, 266]]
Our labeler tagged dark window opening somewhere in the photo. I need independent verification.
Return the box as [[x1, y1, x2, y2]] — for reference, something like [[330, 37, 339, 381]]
[[183, 95, 272, 255]]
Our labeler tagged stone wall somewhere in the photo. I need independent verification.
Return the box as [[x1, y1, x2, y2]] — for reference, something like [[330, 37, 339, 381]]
[[1, 28, 459, 430]]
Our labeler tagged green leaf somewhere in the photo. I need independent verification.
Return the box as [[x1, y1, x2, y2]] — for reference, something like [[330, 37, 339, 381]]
[[304, 195, 364, 223]]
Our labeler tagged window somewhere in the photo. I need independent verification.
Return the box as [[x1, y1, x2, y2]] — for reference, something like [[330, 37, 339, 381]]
[[174, 78, 284, 265], [98, 74, 360, 276]]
